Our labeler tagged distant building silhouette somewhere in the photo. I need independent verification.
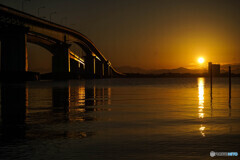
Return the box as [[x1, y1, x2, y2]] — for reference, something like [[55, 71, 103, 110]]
[[208, 62, 220, 76]]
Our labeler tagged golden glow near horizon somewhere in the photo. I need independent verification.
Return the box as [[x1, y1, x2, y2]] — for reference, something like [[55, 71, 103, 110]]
[[198, 57, 205, 64]]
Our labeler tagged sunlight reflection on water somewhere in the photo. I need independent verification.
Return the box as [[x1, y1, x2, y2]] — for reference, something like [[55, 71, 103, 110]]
[[198, 78, 205, 136]]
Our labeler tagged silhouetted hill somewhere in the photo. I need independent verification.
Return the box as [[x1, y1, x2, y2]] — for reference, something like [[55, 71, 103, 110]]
[[116, 66, 148, 74], [150, 67, 207, 74], [117, 64, 240, 74], [116, 66, 207, 74], [221, 63, 240, 74]]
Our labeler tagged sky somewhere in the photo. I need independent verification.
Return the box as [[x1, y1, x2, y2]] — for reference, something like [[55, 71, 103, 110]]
[[1, 0, 240, 72]]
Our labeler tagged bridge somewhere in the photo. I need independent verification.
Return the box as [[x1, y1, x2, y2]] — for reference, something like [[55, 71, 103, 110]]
[[0, 4, 122, 80]]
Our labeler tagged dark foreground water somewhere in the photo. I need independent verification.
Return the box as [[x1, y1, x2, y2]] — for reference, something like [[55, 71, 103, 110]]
[[0, 78, 239, 160]]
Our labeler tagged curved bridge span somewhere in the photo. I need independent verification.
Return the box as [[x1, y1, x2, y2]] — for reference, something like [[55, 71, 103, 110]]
[[0, 4, 122, 79]]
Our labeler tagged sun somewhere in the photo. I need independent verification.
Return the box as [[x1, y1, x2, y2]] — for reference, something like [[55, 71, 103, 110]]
[[198, 57, 205, 64]]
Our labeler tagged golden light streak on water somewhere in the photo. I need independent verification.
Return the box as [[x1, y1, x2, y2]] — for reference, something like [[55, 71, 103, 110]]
[[108, 88, 111, 105], [199, 125, 206, 137], [198, 78, 206, 137], [78, 86, 85, 106]]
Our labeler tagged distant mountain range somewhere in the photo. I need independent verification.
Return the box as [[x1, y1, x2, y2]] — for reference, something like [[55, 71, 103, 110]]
[[116, 64, 240, 74], [221, 64, 240, 74]]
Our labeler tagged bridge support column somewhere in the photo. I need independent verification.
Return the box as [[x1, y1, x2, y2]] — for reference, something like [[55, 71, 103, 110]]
[[95, 59, 103, 78], [70, 59, 81, 79], [0, 27, 39, 81], [104, 62, 110, 78], [0, 27, 29, 80], [80, 63, 85, 74], [52, 43, 70, 78], [109, 68, 113, 77], [84, 55, 95, 78], [70, 59, 80, 73]]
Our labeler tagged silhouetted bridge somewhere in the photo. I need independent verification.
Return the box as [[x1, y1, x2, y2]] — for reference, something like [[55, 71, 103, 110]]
[[0, 4, 122, 80]]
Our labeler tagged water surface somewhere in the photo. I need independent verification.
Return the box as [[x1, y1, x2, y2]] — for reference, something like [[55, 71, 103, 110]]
[[0, 78, 239, 160]]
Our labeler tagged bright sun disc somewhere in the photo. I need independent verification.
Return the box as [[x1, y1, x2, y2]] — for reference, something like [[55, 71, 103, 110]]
[[198, 57, 205, 64]]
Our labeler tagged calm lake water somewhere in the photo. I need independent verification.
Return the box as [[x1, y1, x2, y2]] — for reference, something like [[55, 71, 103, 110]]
[[0, 78, 240, 160]]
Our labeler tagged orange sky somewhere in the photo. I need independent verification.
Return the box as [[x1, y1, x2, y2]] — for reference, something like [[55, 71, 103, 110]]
[[1, 0, 240, 72]]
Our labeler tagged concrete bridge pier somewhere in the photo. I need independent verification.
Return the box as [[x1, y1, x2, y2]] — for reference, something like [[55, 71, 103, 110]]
[[1, 27, 28, 73], [70, 59, 81, 79], [70, 59, 80, 73], [104, 62, 110, 78], [84, 55, 95, 78], [109, 68, 113, 77], [0, 27, 38, 80], [95, 59, 103, 78], [52, 43, 71, 79], [80, 63, 85, 75]]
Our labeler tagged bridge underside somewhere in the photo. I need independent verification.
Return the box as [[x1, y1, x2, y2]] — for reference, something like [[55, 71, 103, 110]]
[[0, 2, 123, 81], [0, 25, 114, 80]]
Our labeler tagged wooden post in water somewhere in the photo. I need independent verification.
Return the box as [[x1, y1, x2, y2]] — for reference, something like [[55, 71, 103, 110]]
[[209, 62, 213, 100], [229, 66, 231, 104]]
